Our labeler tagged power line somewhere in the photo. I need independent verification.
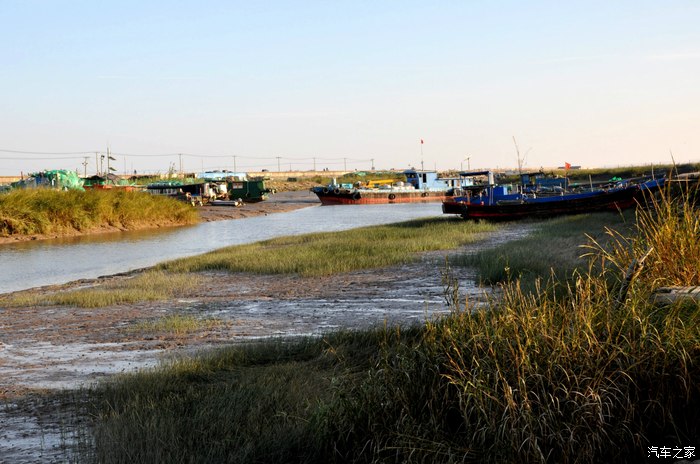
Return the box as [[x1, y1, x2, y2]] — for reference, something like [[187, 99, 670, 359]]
[[0, 149, 98, 155], [0, 149, 372, 163], [0, 156, 88, 160]]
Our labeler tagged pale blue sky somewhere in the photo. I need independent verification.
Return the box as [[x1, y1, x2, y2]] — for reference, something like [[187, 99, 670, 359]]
[[1, 1, 698, 175]]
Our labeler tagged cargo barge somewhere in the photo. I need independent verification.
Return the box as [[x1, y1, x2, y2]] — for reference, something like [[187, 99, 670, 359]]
[[311, 169, 461, 205], [442, 170, 666, 220]]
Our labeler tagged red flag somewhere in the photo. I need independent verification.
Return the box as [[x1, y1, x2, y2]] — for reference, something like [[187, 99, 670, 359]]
[[420, 139, 424, 144], [564, 162, 571, 170]]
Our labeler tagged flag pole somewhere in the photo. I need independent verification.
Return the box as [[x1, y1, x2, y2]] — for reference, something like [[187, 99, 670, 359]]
[[420, 138, 424, 171]]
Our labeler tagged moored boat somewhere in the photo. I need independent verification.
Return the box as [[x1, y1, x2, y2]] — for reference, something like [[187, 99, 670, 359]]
[[442, 171, 666, 220], [311, 169, 462, 205]]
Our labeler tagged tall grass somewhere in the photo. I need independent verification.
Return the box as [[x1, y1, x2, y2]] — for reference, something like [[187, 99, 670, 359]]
[[161, 218, 497, 276], [0, 189, 198, 236], [325, 189, 700, 463], [80, 330, 386, 464]]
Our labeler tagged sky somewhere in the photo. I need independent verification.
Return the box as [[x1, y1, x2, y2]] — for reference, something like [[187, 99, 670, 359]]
[[1, 0, 699, 175]]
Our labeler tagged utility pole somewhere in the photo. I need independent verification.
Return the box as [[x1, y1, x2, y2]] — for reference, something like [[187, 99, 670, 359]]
[[343, 157, 347, 171], [95, 152, 99, 175], [313, 157, 316, 171], [371, 158, 375, 171], [233, 155, 237, 173], [276, 156, 281, 171], [82, 157, 89, 176], [179, 154, 183, 177], [104, 146, 117, 176]]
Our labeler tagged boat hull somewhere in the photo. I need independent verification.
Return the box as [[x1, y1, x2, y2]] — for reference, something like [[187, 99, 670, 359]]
[[314, 190, 450, 205], [443, 185, 656, 220]]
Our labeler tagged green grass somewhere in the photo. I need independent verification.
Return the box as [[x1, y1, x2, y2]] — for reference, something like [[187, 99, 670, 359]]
[[453, 212, 633, 288], [1, 271, 201, 308], [0, 188, 198, 236], [128, 315, 224, 335], [80, 331, 385, 464], [161, 218, 497, 277]]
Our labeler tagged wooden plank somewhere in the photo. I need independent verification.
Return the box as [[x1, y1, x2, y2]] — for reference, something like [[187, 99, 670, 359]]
[[652, 286, 700, 305]]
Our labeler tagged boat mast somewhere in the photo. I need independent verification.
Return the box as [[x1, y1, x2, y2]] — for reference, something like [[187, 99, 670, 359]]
[[513, 136, 524, 177]]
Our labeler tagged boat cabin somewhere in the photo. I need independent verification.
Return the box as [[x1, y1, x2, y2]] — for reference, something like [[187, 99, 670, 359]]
[[403, 169, 461, 190]]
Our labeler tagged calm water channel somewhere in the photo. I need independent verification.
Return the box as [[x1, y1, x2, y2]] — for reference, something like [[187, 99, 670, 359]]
[[0, 203, 443, 294]]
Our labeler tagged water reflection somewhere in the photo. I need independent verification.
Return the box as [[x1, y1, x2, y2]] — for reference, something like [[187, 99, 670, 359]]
[[1, 203, 443, 294]]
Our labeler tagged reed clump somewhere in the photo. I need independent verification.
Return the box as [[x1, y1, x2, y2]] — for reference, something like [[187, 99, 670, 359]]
[[0, 188, 198, 237]]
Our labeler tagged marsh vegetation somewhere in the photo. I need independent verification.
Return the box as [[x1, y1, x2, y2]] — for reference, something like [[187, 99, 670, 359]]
[[160, 218, 497, 277], [3, 183, 696, 462], [63, 188, 699, 463], [0, 188, 198, 237]]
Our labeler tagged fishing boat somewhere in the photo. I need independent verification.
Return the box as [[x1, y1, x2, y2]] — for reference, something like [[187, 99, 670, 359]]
[[442, 170, 665, 220], [311, 169, 461, 205]]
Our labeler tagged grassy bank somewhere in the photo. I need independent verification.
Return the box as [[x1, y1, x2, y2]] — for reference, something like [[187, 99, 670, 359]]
[[160, 218, 497, 277], [1, 218, 497, 309], [2, 271, 202, 308], [73, 191, 699, 463], [453, 211, 633, 288], [0, 188, 198, 237]]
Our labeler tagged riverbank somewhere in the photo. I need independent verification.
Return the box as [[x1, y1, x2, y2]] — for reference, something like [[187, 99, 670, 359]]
[[0, 220, 519, 462], [0, 190, 320, 245], [3, 198, 697, 462], [74, 199, 700, 462]]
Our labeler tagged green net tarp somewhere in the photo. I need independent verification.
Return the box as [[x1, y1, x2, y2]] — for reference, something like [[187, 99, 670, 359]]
[[15, 170, 85, 190]]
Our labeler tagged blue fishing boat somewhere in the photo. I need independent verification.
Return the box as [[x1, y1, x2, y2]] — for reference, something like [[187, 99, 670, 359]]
[[442, 171, 665, 220]]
